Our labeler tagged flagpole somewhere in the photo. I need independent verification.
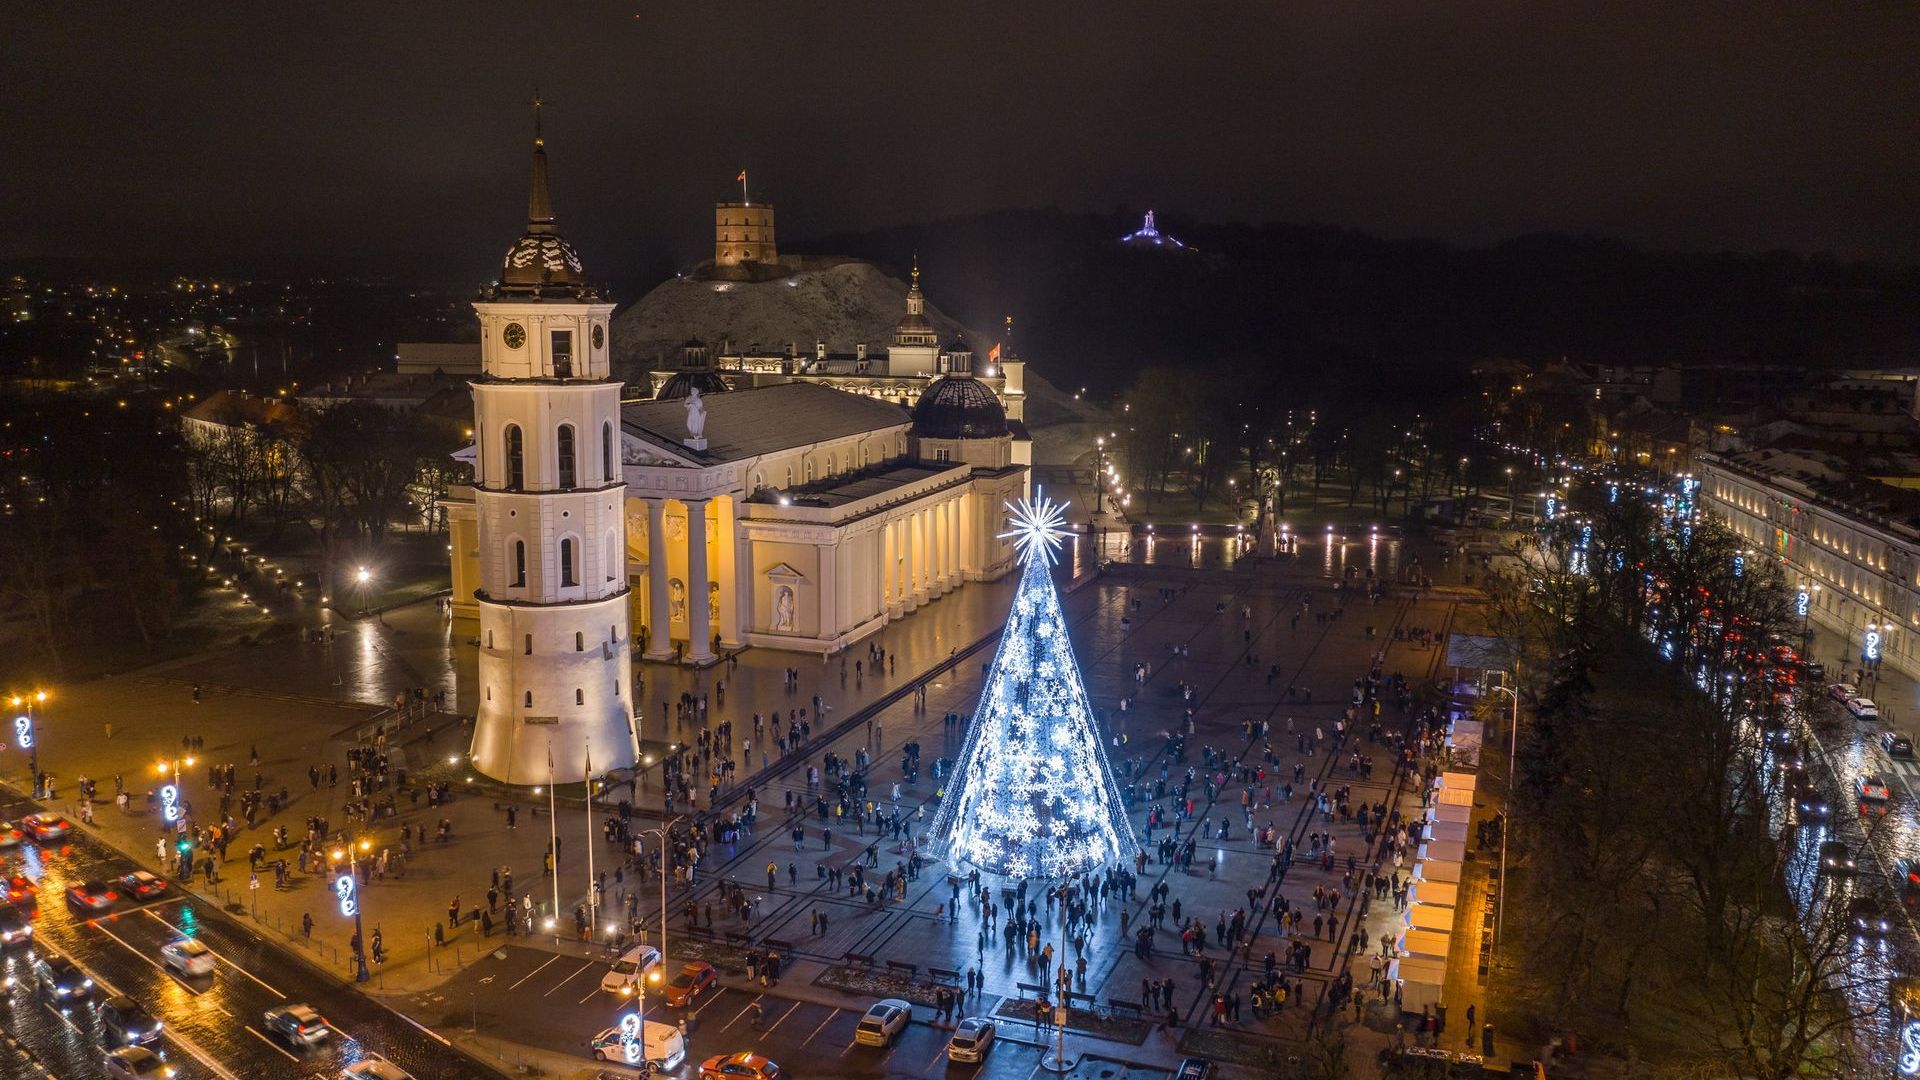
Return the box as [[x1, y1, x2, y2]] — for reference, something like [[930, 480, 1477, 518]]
[[548, 739, 560, 937], [740, 170, 749, 206], [585, 737, 598, 934]]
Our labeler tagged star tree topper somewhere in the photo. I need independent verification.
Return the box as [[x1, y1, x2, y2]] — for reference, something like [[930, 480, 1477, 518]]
[[999, 488, 1070, 567]]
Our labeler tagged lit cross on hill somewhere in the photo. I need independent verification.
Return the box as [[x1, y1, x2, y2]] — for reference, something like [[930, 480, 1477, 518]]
[[999, 489, 1070, 566]]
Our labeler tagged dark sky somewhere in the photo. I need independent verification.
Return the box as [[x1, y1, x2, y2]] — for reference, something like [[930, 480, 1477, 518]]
[[5, 2, 1918, 282]]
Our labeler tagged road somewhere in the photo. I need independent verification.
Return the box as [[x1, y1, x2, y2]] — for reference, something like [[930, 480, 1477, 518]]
[[0, 788, 497, 1080]]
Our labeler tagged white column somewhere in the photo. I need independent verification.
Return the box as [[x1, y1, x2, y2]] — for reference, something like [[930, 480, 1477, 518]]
[[947, 497, 961, 586], [910, 510, 926, 603], [818, 542, 838, 645], [883, 519, 896, 613], [733, 521, 755, 641], [686, 498, 714, 663], [716, 497, 742, 650], [643, 498, 672, 661]]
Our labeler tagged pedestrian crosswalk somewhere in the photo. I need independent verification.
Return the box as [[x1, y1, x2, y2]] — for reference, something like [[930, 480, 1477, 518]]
[[1890, 758, 1920, 782]]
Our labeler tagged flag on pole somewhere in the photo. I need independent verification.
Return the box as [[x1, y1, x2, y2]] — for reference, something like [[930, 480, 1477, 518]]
[[736, 170, 747, 183], [988, 343, 1002, 364]]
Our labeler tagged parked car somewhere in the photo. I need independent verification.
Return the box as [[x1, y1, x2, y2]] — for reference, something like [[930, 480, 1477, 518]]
[[99, 995, 164, 1046], [663, 962, 717, 1008], [344, 1053, 417, 1080], [698, 1052, 782, 1079], [160, 938, 215, 977], [1850, 895, 1892, 938], [946, 1016, 996, 1063], [1803, 660, 1827, 681], [66, 880, 119, 912], [600, 944, 662, 994], [1886, 732, 1916, 759], [589, 1020, 685, 1069], [263, 1003, 331, 1048], [1849, 697, 1881, 721], [118, 872, 168, 901], [1818, 839, 1858, 875], [104, 1046, 175, 1080], [855, 999, 911, 1047], [21, 813, 70, 842], [1830, 682, 1860, 703]]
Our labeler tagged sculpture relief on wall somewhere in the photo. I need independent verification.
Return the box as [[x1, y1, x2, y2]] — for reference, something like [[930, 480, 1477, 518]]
[[669, 579, 686, 623], [773, 585, 795, 631], [708, 581, 720, 623]]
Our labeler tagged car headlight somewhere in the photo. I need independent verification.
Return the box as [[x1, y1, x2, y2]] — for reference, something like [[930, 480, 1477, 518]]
[[83, 978, 93, 987]]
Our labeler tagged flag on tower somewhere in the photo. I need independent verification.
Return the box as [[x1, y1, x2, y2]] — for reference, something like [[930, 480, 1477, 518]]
[[736, 170, 746, 183], [988, 343, 1002, 364]]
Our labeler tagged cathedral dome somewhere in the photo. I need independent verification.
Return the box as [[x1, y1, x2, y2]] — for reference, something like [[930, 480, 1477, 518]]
[[655, 369, 732, 401], [911, 375, 1007, 439]]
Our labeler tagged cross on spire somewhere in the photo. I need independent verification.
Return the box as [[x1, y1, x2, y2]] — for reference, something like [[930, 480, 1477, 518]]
[[531, 87, 545, 147]]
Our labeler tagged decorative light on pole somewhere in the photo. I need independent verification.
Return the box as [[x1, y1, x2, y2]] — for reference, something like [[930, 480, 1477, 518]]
[[11, 691, 47, 797], [332, 849, 370, 982]]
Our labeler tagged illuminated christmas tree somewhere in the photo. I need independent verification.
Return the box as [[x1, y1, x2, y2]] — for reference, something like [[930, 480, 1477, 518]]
[[932, 491, 1136, 880]]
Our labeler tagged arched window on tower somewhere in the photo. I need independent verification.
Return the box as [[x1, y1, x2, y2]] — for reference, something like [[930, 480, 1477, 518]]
[[557, 424, 576, 489], [602, 421, 615, 481], [512, 540, 527, 587], [504, 425, 524, 490], [561, 537, 578, 587]]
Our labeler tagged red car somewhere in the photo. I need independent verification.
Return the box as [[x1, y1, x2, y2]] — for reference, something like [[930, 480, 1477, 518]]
[[700, 1052, 782, 1079], [4, 874, 37, 907], [66, 880, 119, 912], [21, 813, 70, 842], [0, 820, 24, 847], [663, 962, 717, 1008], [118, 872, 169, 901]]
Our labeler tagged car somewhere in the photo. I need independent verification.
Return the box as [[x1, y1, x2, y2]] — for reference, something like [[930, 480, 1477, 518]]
[[600, 944, 663, 994], [99, 995, 164, 1046], [1858, 776, 1893, 813], [946, 1016, 996, 1063], [1902, 861, 1920, 910], [1175, 1059, 1215, 1080], [1772, 737, 1806, 772], [1830, 682, 1860, 703], [1849, 895, 1892, 939], [0, 902, 32, 946], [104, 1046, 176, 1080], [263, 1003, 331, 1048], [21, 813, 70, 841], [118, 872, 169, 901], [34, 952, 93, 1000], [1886, 732, 1916, 759], [1818, 839, 1858, 875], [590, 1019, 687, 1069], [1849, 697, 1881, 721], [1804, 661, 1827, 681], [160, 938, 215, 977], [344, 1053, 417, 1080], [1794, 787, 1832, 822], [67, 880, 119, 912], [5, 874, 37, 906], [0, 820, 23, 847], [698, 1051, 783, 1079], [662, 961, 717, 1008], [855, 998, 911, 1047]]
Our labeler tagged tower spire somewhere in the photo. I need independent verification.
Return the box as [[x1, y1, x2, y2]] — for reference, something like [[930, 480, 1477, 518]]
[[527, 89, 554, 231]]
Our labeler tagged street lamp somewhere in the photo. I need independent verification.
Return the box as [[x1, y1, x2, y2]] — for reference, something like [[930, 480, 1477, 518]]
[[624, 815, 682, 1066], [1487, 683, 1520, 960], [355, 566, 373, 616], [153, 755, 196, 838], [331, 847, 371, 982], [11, 691, 48, 797], [1093, 438, 1107, 514]]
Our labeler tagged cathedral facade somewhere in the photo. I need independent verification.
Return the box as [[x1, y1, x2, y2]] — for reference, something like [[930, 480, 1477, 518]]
[[447, 123, 1028, 783]]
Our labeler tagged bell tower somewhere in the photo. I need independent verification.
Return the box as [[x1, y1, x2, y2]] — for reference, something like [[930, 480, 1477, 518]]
[[467, 102, 635, 784]]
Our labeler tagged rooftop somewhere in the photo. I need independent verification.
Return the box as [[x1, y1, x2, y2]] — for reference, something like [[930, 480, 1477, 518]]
[[621, 382, 907, 465]]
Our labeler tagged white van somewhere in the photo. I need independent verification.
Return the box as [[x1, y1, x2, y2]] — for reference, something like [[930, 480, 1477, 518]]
[[590, 1019, 685, 1070]]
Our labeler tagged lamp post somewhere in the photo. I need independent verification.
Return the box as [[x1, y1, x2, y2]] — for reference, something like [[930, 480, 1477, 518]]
[[625, 815, 683, 1067], [11, 691, 47, 797], [153, 755, 196, 839], [1487, 682, 1520, 962], [355, 566, 373, 616], [331, 843, 371, 982], [1093, 438, 1107, 514]]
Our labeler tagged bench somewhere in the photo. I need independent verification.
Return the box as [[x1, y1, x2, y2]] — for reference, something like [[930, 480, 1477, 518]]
[[1015, 982, 1045, 999], [762, 937, 794, 952], [927, 967, 961, 985], [724, 931, 752, 945], [843, 951, 875, 968], [884, 960, 917, 977], [1106, 997, 1141, 1016]]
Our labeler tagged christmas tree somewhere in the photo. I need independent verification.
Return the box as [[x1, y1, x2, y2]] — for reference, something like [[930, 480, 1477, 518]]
[[932, 491, 1136, 880]]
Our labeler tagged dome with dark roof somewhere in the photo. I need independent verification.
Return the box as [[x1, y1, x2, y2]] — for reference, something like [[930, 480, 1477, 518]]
[[501, 231, 586, 291], [911, 375, 1007, 439], [655, 369, 732, 401]]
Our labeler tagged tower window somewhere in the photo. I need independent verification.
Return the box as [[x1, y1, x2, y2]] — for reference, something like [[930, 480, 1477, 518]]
[[524, 691, 533, 707], [602, 421, 615, 481], [935, 448, 950, 463], [575, 631, 584, 652], [504, 425, 524, 490], [524, 633, 533, 655], [486, 630, 494, 649], [561, 538, 577, 586], [552, 330, 574, 378], [575, 689, 584, 705], [512, 540, 527, 587], [558, 424, 577, 489]]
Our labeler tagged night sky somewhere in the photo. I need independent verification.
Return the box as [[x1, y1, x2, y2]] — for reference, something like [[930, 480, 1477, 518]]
[[5, 3, 1917, 281]]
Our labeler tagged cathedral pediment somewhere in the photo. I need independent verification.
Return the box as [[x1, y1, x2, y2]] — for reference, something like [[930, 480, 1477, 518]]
[[620, 434, 695, 467]]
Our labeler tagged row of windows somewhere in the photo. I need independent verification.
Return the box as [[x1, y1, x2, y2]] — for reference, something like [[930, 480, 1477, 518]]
[[505, 533, 616, 589], [485, 681, 620, 708], [485, 626, 618, 653], [748, 438, 906, 491], [499, 421, 617, 492]]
